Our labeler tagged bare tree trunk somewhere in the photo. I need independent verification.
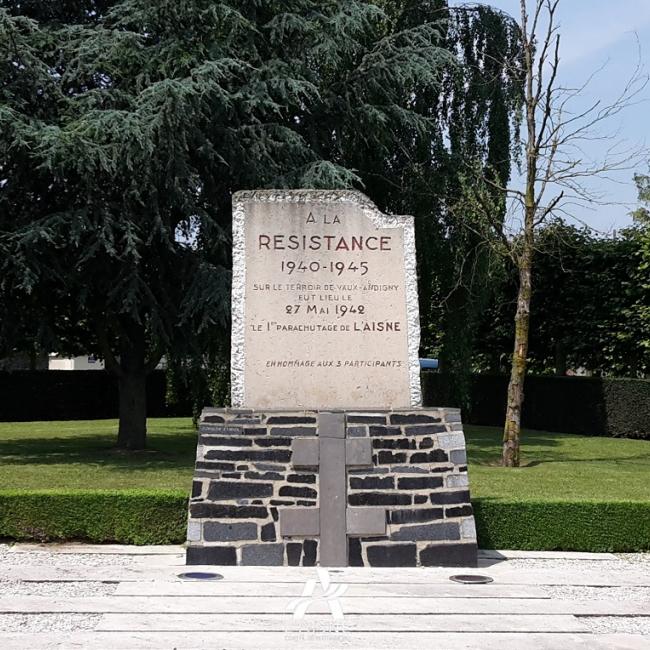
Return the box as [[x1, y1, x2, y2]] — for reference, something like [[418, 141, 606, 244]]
[[117, 370, 147, 450], [502, 250, 532, 467]]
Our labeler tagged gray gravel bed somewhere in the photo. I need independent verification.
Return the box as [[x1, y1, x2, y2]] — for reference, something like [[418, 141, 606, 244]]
[[543, 585, 650, 602], [617, 553, 650, 565], [505, 557, 649, 574], [0, 546, 136, 567], [0, 580, 119, 597], [579, 616, 650, 636], [0, 613, 101, 633]]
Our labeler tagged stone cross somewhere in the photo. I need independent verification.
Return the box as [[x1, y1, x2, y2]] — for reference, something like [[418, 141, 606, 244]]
[[279, 412, 386, 566]]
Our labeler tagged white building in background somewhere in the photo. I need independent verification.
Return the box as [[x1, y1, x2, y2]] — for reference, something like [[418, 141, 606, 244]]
[[47, 354, 167, 370], [48, 354, 105, 370]]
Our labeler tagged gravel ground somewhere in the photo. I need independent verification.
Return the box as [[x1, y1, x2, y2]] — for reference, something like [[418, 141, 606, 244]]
[[579, 616, 650, 636], [543, 585, 650, 601], [0, 613, 102, 633], [0, 580, 119, 597], [618, 553, 650, 565], [505, 556, 650, 573], [0, 546, 137, 567]]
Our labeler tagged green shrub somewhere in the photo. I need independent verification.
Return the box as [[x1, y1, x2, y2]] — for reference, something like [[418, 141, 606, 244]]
[[422, 373, 650, 439], [473, 499, 650, 552], [1, 491, 649, 551], [0, 490, 188, 544]]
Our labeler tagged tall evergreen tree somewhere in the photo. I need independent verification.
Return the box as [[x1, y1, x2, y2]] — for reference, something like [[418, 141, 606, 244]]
[[1, 1, 523, 447]]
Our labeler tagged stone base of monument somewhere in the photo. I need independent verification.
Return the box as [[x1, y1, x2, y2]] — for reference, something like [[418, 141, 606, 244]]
[[185, 407, 478, 567]]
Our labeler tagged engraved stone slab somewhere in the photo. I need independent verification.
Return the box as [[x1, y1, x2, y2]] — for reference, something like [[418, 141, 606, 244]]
[[231, 190, 421, 409]]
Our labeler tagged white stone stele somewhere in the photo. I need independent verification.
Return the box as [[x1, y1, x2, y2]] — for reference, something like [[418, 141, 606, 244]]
[[231, 190, 422, 409]]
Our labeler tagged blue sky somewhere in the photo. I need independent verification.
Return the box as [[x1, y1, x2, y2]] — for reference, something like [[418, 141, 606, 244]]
[[449, 0, 650, 232]]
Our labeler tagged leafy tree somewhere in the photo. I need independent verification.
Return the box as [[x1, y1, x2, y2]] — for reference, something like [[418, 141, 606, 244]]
[[0, 0, 452, 448], [473, 220, 650, 377], [1, 0, 524, 449], [459, 0, 646, 466]]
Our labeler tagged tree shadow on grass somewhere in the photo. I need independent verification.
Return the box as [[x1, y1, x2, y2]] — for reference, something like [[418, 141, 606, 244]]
[[0, 433, 198, 471], [465, 428, 649, 466]]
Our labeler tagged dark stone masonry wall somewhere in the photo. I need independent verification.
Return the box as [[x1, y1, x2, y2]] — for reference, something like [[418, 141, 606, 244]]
[[186, 408, 477, 567]]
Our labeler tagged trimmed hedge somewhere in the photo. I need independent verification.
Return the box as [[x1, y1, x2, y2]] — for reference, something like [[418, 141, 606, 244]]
[[1, 490, 648, 551], [474, 499, 650, 552], [422, 373, 650, 439], [0, 370, 192, 421], [0, 490, 187, 545]]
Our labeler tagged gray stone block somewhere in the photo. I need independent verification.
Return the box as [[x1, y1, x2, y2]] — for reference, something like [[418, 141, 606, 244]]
[[450, 449, 467, 465], [391, 521, 460, 541], [241, 543, 285, 566], [291, 438, 319, 467], [460, 517, 477, 540], [437, 433, 466, 450], [203, 521, 258, 542], [446, 474, 469, 488], [392, 465, 429, 473], [346, 438, 373, 467], [280, 508, 319, 536], [347, 426, 368, 437], [187, 521, 202, 542], [347, 507, 387, 536]]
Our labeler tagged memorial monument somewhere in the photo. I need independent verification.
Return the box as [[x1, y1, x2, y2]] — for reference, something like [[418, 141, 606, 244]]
[[186, 190, 477, 567]]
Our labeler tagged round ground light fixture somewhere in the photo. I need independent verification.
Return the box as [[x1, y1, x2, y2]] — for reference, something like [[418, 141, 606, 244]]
[[449, 574, 494, 584], [177, 572, 224, 581]]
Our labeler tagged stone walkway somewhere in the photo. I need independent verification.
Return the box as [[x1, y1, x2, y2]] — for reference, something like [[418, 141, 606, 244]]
[[0, 544, 648, 649]]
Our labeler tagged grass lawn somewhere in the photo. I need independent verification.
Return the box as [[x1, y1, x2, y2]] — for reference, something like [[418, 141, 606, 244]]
[[0, 418, 196, 490], [0, 418, 648, 501]]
